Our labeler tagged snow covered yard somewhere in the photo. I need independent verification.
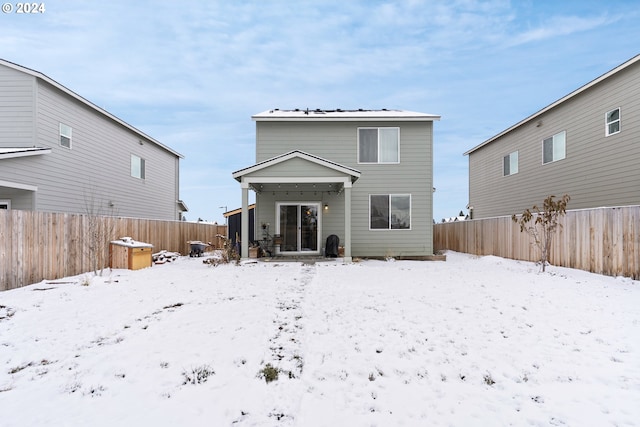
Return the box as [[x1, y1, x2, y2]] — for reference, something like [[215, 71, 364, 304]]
[[0, 251, 638, 426]]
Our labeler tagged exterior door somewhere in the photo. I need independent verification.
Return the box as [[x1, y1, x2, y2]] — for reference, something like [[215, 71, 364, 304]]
[[277, 203, 320, 254]]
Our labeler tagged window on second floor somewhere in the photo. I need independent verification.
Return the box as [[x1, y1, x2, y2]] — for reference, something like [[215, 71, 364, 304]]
[[503, 151, 518, 176], [59, 123, 72, 148], [131, 154, 145, 179], [606, 108, 620, 136], [358, 127, 399, 164], [542, 131, 566, 164]]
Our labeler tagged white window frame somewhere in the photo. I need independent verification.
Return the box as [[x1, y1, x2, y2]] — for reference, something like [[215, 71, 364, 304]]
[[605, 108, 620, 136], [503, 151, 518, 176], [59, 123, 72, 149], [0, 199, 10, 210], [369, 194, 411, 230], [542, 131, 566, 165], [357, 127, 400, 164], [131, 154, 146, 179]]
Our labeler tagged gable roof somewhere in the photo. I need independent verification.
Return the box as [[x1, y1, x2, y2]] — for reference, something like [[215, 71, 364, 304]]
[[232, 150, 361, 182], [253, 108, 440, 122], [0, 58, 183, 159], [464, 53, 640, 156]]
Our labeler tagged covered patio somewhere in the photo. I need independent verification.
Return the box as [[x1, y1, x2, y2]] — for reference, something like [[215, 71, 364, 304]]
[[232, 151, 360, 262]]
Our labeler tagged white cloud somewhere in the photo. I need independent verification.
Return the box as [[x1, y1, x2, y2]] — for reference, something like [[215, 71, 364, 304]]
[[506, 14, 621, 47]]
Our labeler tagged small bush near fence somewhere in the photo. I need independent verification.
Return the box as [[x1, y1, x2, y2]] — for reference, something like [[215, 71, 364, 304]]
[[434, 205, 639, 280], [0, 210, 227, 291]]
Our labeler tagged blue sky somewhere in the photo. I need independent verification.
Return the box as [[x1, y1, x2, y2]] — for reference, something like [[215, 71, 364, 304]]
[[2, 0, 639, 222]]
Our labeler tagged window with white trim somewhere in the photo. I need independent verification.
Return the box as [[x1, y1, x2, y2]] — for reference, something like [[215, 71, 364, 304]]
[[358, 127, 399, 163], [59, 123, 72, 148], [606, 108, 620, 136], [542, 131, 566, 164], [131, 154, 145, 179], [0, 200, 10, 210], [369, 194, 411, 230], [503, 151, 518, 176]]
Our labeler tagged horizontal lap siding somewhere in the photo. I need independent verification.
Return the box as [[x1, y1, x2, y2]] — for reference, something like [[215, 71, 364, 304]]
[[1, 62, 181, 221], [34, 82, 179, 219], [469, 62, 640, 219], [256, 121, 433, 257], [433, 205, 640, 279], [0, 65, 35, 146]]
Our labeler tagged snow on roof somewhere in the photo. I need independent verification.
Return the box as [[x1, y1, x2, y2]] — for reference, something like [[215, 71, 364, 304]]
[[252, 108, 440, 121], [110, 237, 153, 248]]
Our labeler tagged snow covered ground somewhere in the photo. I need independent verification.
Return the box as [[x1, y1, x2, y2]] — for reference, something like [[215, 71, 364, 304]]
[[1, 251, 638, 426]]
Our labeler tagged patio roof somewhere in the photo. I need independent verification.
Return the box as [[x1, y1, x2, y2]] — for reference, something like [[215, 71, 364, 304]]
[[232, 150, 361, 183]]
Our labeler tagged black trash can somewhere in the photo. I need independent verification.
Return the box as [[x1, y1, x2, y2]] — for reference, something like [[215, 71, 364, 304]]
[[325, 234, 339, 257]]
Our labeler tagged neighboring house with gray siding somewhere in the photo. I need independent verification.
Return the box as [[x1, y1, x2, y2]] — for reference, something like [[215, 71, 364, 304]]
[[0, 59, 187, 220], [465, 54, 640, 219], [233, 108, 440, 261]]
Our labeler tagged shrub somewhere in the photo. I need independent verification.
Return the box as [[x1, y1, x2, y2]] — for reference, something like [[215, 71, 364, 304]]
[[483, 373, 495, 386], [512, 194, 570, 272], [259, 364, 279, 383], [182, 365, 215, 385], [204, 235, 239, 266]]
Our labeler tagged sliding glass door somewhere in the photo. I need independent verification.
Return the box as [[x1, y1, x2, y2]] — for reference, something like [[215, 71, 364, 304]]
[[277, 203, 320, 254]]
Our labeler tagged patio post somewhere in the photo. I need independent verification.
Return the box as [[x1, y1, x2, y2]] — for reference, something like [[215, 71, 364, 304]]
[[343, 182, 352, 263], [241, 181, 249, 259]]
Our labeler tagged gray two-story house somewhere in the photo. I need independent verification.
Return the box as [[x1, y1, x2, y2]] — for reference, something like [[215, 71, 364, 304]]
[[233, 108, 440, 261], [0, 59, 187, 220], [465, 53, 640, 219]]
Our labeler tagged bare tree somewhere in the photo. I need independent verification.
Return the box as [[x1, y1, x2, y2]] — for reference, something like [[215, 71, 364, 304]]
[[512, 194, 570, 272], [84, 189, 118, 276]]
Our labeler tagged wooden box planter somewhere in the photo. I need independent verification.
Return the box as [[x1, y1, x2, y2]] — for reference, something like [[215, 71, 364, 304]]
[[110, 237, 153, 270]]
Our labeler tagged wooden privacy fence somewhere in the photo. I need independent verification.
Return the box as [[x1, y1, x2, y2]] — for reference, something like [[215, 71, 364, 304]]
[[434, 205, 640, 280], [0, 210, 227, 291]]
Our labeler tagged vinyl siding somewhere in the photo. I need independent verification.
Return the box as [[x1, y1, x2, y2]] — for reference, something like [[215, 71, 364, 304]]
[[469, 61, 640, 219], [255, 120, 434, 257], [0, 63, 181, 220], [249, 157, 349, 179], [0, 65, 35, 146]]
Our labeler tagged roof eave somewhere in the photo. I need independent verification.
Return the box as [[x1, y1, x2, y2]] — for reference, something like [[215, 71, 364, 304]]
[[464, 53, 640, 156], [253, 116, 441, 122], [0, 58, 184, 159], [232, 150, 361, 182], [252, 110, 440, 122], [0, 147, 52, 159]]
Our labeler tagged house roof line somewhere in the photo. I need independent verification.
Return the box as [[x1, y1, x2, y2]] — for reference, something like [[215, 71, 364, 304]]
[[464, 53, 640, 156], [223, 203, 256, 217], [0, 58, 183, 159], [252, 108, 440, 121], [232, 150, 361, 181], [0, 146, 52, 159]]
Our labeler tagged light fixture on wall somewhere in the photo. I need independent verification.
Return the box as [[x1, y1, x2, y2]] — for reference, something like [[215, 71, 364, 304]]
[[324, 203, 329, 211]]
